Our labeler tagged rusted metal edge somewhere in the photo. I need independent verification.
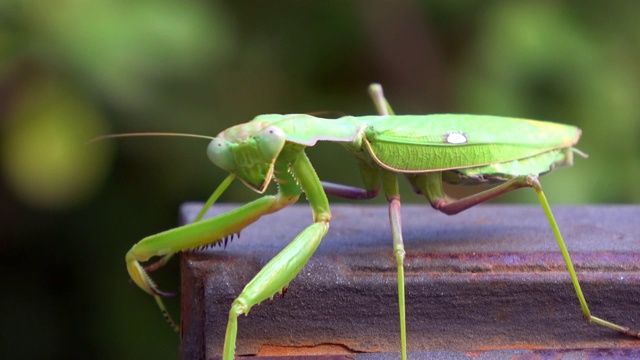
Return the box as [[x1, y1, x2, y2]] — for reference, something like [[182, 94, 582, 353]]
[[179, 204, 640, 359], [251, 347, 640, 359]]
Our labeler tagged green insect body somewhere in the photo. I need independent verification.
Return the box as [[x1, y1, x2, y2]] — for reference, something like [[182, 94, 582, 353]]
[[123, 84, 638, 360]]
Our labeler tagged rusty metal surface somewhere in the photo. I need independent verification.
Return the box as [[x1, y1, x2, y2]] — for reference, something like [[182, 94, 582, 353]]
[[252, 347, 640, 359], [178, 204, 640, 359]]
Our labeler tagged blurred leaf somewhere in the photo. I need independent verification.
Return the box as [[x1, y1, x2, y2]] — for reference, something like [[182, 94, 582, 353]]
[[26, 0, 234, 110], [1, 76, 114, 209]]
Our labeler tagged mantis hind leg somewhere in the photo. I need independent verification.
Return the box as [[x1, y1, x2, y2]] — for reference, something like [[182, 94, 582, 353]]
[[412, 172, 640, 338], [407, 172, 531, 215], [531, 177, 640, 337]]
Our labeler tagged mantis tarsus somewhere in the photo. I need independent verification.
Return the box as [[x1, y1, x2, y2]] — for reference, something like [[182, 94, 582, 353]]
[[119, 84, 639, 359]]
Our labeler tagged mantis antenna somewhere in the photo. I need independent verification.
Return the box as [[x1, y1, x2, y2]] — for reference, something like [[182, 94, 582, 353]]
[[87, 132, 216, 144]]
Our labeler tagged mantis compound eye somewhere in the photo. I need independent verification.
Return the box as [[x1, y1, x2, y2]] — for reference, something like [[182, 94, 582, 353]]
[[255, 125, 286, 161], [207, 138, 236, 171]]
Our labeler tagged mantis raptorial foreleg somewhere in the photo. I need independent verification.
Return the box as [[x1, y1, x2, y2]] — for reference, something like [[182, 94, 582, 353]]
[[125, 195, 278, 331], [126, 174, 295, 328], [128, 196, 283, 293], [221, 152, 331, 360], [223, 221, 328, 359], [129, 148, 332, 360], [140, 175, 237, 275]]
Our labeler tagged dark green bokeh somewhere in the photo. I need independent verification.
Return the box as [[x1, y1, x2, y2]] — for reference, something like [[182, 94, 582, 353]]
[[1, 1, 639, 359]]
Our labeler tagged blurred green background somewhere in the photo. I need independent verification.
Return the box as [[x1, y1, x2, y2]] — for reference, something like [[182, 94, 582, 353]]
[[1, 1, 639, 358]]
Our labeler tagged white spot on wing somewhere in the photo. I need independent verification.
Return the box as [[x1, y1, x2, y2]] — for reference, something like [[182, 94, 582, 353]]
[[445, 132, 468, 144]]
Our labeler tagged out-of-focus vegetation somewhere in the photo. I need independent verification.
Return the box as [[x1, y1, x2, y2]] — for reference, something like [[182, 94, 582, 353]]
[[1, 1, 639, 358]]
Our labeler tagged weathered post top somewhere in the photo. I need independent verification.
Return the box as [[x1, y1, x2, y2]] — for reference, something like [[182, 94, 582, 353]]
[[180, 204, 640, 359]]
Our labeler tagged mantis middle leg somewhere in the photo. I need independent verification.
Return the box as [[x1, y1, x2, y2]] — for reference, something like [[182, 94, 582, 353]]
[[322, 83, 409, 359], [382, 170, 407, 360], [373, 83, 409, 360]]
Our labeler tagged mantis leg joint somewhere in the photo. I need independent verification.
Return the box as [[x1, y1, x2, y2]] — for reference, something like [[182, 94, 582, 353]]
[[524, 174, 542, 189]]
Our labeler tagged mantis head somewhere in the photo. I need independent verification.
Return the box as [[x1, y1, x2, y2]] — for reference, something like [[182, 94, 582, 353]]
[[89, 121, 287, 194], [207, 122, 286, 193]]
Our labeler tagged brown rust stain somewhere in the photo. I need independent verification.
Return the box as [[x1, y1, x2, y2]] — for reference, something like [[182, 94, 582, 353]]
[[257, 343, 357, 357]]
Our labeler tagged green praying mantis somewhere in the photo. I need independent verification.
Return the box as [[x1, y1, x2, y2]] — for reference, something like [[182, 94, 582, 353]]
[[118, 84, 639, 360]]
